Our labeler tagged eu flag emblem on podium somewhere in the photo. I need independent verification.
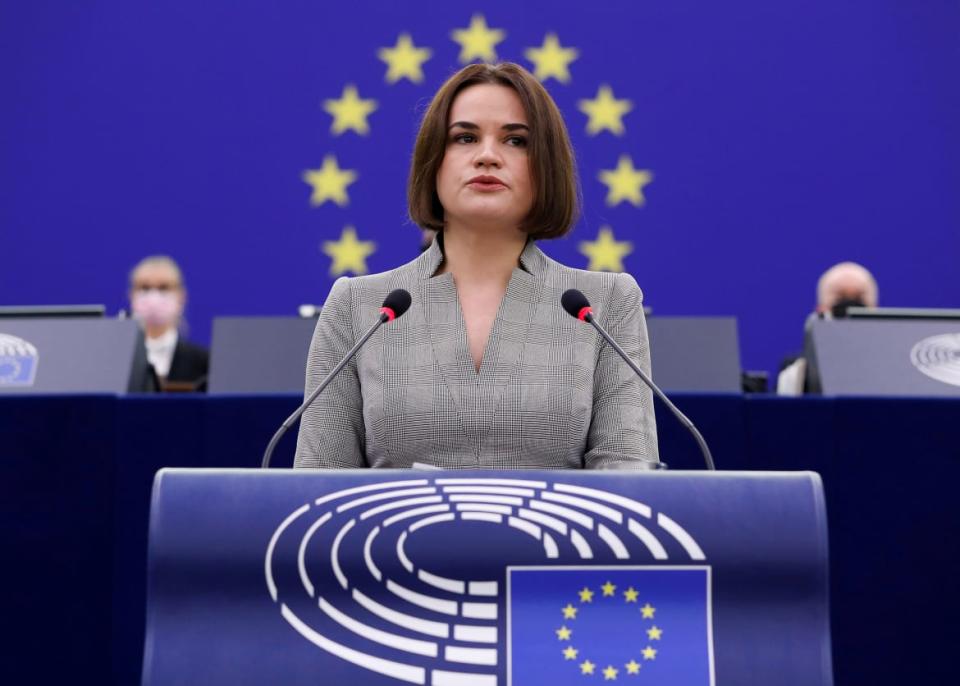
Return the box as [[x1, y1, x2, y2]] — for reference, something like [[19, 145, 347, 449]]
[[508, 566, 714, 684]]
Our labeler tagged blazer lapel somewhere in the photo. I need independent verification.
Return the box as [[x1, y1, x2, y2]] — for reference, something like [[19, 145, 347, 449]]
[[417, 240, 475, 437], [476, 242, 546, 418], [417, 238, 548, 440]]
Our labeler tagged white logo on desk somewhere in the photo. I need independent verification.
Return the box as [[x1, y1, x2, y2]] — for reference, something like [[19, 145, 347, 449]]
[[0, 334, 39, 387], [910, 334, 960, 387], [264, 477, 711, 686]]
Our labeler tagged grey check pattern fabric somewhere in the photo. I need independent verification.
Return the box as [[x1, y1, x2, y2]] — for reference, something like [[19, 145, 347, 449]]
[[294, 239, 659, 470]]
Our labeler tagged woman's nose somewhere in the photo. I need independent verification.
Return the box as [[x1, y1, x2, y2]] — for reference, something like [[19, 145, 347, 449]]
[[473, 138, 502, 167]]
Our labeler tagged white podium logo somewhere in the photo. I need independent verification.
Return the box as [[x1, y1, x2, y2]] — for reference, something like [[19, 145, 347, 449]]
[[0, 334, 39, 387], [265, 477, 709, 686], [910, 334, 960, 387]]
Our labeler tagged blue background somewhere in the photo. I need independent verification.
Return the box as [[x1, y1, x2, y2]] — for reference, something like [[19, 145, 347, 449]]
[[1, 1, 958, 379]]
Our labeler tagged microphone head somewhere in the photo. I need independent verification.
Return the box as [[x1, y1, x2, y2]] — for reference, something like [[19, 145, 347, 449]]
[[561, 289, 593, 321], [380, 288, 412, 322]]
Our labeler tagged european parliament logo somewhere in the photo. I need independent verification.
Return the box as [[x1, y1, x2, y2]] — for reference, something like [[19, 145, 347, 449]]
[[910, 333, 960, 387], [0, 334, 39, 387], [266, 477, 715, 685]]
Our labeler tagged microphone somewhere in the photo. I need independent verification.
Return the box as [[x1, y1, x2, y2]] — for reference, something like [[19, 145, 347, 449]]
[[561, 289, 716, 470], [261, 288, 412, 468]]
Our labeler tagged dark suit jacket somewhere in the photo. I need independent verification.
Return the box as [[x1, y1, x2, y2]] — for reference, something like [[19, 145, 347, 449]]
[[166, 338, 209, 390]]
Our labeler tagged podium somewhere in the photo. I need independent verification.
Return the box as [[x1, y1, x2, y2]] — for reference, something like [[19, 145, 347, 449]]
[[143, 469, 832, 685]]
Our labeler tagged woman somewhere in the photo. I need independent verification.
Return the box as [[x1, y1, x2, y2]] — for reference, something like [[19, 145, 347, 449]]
[[294, 62, 658, 469], [129, 255, 209, 391]]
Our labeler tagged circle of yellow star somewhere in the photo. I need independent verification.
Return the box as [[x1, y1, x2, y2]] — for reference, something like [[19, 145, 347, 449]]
[[563, 646, 579, 660], [603, 665, 619, 680], [524, 33, 579, 83], [450, 14, 505, 63], [598, 155, 654, 207], [302, 155, 358, 207], [578, 587, 595, 603], [647, 626, 663, 641], [601, 581, 617, 597], [579, 226, 633, 273], [625, 659, 641, 675], [623, 587, 639, 603], [562, 603, 578, 620], [580, 660, 596, 675], [323, 84, 378, 136], [640, 603, 656, 619], [556, 625, 573, 641], [578, 85, 633, 135], [322, 226, 376, 276], [378, 33, 432, 84], [641, 646, 657, 661]]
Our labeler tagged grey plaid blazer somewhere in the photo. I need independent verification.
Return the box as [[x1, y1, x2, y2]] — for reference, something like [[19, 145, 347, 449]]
[[294, 239, 659, 470]]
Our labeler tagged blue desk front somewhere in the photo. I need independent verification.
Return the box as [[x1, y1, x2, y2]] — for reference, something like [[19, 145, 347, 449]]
[[144, 470, 830, 686], [1, 394, 958, 685]]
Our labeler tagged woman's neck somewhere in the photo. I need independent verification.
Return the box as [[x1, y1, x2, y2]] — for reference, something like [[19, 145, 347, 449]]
[[438, 224, 527, 286], [145, 324, 176, 340]]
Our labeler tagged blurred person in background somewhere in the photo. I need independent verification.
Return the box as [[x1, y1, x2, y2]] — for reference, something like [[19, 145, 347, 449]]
[[777, 261, 878, 395], [129, 255, 209, 391]]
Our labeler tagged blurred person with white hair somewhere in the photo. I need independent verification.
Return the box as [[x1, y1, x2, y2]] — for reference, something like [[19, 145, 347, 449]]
[[777, 261, 878, 395]]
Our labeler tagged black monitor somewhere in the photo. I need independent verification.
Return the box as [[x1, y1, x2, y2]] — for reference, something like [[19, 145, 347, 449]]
[[844, 306, 960, 321], [0, 305, 106, 318]]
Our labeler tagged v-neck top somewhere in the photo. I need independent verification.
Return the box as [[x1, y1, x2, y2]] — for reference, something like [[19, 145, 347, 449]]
[[294, 238, 659, 470]]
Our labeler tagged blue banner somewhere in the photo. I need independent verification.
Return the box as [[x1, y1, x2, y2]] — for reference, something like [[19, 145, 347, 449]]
[[3, 1, 958, 379]]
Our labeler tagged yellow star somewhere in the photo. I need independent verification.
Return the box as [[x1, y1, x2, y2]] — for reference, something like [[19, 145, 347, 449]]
[[323, 84, 377, 136], [562, 604, 578, 620], [598, 155, 654, 207], [603, 665, 619, 680], [640, 603, 656, 619], [563, 646, 579, 660], [556, 625, 572, 640], [450, 14, 505, 63], [302, 155, 358, 207], [625, 659, 641, 675], [378, 33, 432, 84], [578, 587, 594, 603], [579, 226, 633, 273], [580, 660, 596, 675], [623, 587, 639, 603], [322, 226, 376, 276], [578, 85, 633, 135], [524, 33, 579, 83], [601, 581, 617, 597], [642, 646, 657, 661], [647, 626, 663, 640]]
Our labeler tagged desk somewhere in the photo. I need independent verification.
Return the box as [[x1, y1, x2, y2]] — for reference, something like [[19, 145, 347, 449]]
[[1, 394, 958, 684]]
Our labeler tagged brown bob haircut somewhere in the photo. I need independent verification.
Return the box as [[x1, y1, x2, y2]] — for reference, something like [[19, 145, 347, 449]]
[[408, 62, 580, 240]]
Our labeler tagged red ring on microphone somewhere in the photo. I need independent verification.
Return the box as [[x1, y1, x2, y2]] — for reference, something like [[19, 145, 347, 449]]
[[577, 306, 593, 322], [380, 306, 396, 322]]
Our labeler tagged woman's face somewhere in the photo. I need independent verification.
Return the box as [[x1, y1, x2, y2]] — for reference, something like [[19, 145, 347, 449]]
[[436, 83, 533, 232]]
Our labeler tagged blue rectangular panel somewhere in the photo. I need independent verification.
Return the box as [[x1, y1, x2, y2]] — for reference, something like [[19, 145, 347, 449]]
[[508, 566, 712, 685]]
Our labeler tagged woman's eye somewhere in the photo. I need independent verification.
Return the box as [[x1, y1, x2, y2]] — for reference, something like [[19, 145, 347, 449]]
[[453, 133, 476, 143], [506, 136, 527, 147]]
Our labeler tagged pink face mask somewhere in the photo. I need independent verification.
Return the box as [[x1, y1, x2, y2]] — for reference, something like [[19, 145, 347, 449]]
[[132, 290, 181, 329]]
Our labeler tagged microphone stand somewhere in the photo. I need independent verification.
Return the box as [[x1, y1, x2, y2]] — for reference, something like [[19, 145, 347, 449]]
[[584, 312, 716, 471], [261, 311, 390, 469]]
